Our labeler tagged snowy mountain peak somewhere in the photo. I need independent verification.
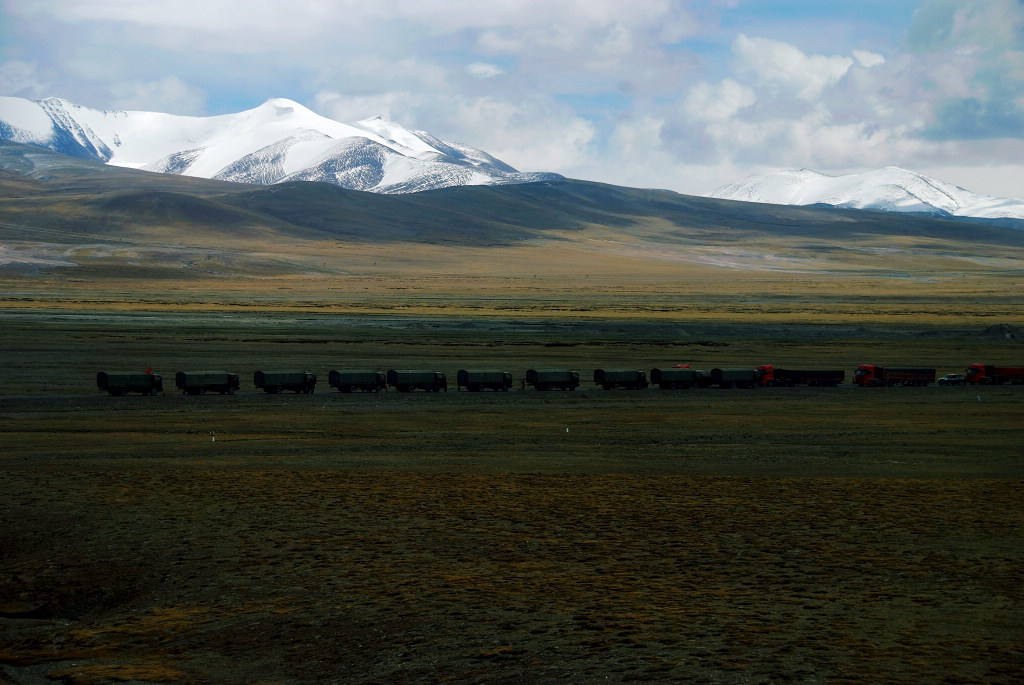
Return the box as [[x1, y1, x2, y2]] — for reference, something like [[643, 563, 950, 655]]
[[710, 166, 1024, 223], [0, 96, 560, 193]]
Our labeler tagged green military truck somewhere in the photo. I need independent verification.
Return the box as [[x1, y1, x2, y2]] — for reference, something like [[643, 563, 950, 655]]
[[386, 369, 448, 392], [593, 368, 649, 390], [175, 371, 240, 395], [525, 368, 580, 391], [96, 371, 163, 396], [457, 369, 513, 392], [253, 370, 317, 394], [328, 370, 387, 392]]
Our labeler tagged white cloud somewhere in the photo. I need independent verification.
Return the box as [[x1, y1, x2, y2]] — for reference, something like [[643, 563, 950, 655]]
[[315, 91, 426, 125], [733, 34, 854, 101], [0, 60, 49, 99], [449, 96, 597, 173], [919, 161, 1024, 200], [466, 63, 504, 79], [107, 76, 206, 114], [684, 79, 756, 122], [853, 50, 885, 68], [609, 115, 664, 159], [314, 89, 595, 174]]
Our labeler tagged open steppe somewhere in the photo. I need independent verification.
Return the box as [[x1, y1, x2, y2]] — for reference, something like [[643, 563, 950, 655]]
[[1, 141, 1023, 682], [1, 286, 1023, 684]]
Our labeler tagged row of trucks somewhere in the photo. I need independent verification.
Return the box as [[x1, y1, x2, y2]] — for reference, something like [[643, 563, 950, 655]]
[[96, 366, 843, 395], [647, 365, 846, 389], [96, 363, 1024, 395]]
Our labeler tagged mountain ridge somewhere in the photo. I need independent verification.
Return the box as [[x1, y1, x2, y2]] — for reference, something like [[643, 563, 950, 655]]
[[3, 139, 1023, 247], [0, 96, 560, 194], [3, 140, 1024, 279], [711, 166, 1024, 224]]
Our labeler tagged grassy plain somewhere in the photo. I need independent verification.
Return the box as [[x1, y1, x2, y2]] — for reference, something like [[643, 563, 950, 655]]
[[3, 142, 1023, 682], [1, 261, 1023, 684]]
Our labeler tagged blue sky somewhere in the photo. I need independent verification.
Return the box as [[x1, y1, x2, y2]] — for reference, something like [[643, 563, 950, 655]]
[[1, 0, 1022, 197]]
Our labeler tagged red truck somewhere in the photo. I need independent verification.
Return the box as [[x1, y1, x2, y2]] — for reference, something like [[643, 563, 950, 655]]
[[854, 365, 935, 387], [756, 365, 845, 387], [965, 364, 1024, 385]]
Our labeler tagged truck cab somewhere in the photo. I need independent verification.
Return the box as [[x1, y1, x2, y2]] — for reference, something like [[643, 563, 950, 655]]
[[965, 364, 988, 384], [854, 365, 881, 387], [755, 365, 776, 386]]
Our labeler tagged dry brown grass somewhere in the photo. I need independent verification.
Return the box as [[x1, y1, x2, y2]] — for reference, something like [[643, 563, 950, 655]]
[[3, 249, 1022, 326]]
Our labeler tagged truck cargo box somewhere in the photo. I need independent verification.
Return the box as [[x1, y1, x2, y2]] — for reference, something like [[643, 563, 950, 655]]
[[650, 367, 703, 389], [854, 365, 935, 387], [253, 370, 316, 394], [96, 371, 163, 396], [175, 371, 240, 395], [593, 368, 648, 390], [525, 368, 580, 391], [756, 365, 845, 387], [457, 369, 513, 391], [386, 369, 448, 392], [328, 370, 387, 392], [710, 368, 757, 389]]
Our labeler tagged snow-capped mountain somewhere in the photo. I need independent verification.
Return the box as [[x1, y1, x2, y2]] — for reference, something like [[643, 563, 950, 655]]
[[0, 96, 559, 193], [710, 167, 1024, 222]]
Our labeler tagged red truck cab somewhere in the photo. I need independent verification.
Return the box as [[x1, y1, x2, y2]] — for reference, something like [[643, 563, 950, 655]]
[[854, 364, 880, 386], [966, 364, 988, 384]]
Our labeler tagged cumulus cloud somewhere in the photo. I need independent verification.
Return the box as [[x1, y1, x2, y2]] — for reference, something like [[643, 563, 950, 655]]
[[732, 34, 854, 101], [0, 60, 50, 99], [315, 91, 426, 126], [466, 63, 504, 79], [907, 0, 1024, 53], [448, 96, 597, 173], [853, 50, 885, 68], [902, 0, 1024, 142], [315, 89, 595, 174], [108, 76, 207, 114], [684, 79, 756, 123]]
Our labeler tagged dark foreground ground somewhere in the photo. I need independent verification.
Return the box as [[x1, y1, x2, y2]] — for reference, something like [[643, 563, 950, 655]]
[[1, 312, 1022, 683]]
